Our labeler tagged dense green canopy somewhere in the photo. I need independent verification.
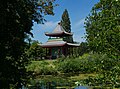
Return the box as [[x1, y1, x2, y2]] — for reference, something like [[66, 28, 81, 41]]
[[0, 0, 55, 88], [85, 0, 120, 86], [85, 0, 120, 59]]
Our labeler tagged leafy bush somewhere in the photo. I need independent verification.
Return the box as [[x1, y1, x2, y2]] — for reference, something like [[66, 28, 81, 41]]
[[27, 61, 57, 75], [79, 53, 120, 88], [26, 41, 45, 61], [57, 53, 96, 73], [57, 52, 120, 87], [57, 52, 120, 74], [57, 59, 81, 73]]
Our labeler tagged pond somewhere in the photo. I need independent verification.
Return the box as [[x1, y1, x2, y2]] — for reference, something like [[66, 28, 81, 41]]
[[22, 81, 89, 89], [22, 79, 90, 89], [21, 74, 93, 89]]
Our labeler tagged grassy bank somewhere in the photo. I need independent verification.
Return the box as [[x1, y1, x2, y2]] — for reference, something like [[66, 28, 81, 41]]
[[26, 53, 120, 88], [26, 59, 96, 88]]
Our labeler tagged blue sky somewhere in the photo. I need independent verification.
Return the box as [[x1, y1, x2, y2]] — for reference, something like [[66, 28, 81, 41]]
[[32, 0, 99, 43]]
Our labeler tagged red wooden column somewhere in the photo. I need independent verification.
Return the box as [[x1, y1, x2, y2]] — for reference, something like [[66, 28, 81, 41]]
[[48, 48, 52, 59], [50, 48, 52, 59], [62, 46, 64, 56], [72, 47, 73, 56], [66, 46, 69, 57], [58, 47, 60, 58], [46, 48, 47, 58]]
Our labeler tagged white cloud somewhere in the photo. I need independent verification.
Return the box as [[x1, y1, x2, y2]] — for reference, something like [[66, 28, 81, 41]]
[[73, 35, 86, 43], [73, 29, 86, 43], [39, 21, 59, 31], [31, 21, 59, 43], [71, 18, 86, 42], [32, 21, 59, 32], [74, 18, 85, 29]]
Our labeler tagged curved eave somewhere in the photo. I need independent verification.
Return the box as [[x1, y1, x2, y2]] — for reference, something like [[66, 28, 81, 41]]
[[67, 43, 80, 47], [64, 31, 73, 36], [39, 42, 79, 48], [45, 32, 64, 37], [39, 41, 67, 48], [45, 31, 73, 37]]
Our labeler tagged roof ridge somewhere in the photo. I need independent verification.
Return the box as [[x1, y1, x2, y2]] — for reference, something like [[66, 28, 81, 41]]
[[52, 23, 64, 32]]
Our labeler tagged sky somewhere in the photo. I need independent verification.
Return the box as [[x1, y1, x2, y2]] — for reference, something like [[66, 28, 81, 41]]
[[32, 0, 99, 43]]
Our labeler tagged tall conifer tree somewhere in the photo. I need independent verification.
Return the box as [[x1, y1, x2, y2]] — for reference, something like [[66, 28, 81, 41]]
[[61, 9, 73, 43]]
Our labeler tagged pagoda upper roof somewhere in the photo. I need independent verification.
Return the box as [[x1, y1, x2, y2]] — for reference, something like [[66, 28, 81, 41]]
[[45, 23, 73, 37]]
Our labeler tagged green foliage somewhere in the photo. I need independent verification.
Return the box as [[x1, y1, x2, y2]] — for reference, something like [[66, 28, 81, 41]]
[[61, 9, 73, 43], [61, 9, 71, 33], [0, 0, 56, 88], [80, 53, 120, 87], [26, 41, 45, 60], [85, 0, 120, 59], [57, 52, 120, 74], [78, 42, 89, 56], [27, 52, 120, 88], [57, 59, 80, 73], [27, 61, 57, 75], [57, 52, 120, 87], [84, 0, 120, 87], [57, 53, 94, 73]]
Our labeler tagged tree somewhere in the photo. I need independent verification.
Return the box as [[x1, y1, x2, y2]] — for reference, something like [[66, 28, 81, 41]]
[[61, 9, 73, 43], [78, 42, 89, 56], [85, 0, 120, 59], [85, 0, 120, 87], [0, 0, 56, 88], [27, 41, 45, 60]]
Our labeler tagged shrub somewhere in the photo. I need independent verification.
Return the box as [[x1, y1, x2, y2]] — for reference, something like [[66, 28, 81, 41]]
[[79, 53, 120, 88], [57, 59, 81, 73], [57, 52, 119, 74], [27, 61, 57, 75]]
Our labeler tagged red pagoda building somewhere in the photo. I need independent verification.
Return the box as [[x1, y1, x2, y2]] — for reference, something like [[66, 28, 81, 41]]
[[40, 23, 79, 59]]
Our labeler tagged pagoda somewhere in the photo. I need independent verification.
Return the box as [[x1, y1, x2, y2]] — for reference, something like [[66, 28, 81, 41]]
[[40, 23, 79, 59]]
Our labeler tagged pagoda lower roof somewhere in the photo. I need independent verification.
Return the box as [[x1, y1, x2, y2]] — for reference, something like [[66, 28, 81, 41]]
[[39, 41, 79, 48], [39, 41, 66, 48]]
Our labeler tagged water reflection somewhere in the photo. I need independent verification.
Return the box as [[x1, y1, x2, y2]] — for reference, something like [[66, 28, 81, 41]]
[[22, 80, 89, 89], [28, 81, 56, 89], [75, 86, 88, 89]]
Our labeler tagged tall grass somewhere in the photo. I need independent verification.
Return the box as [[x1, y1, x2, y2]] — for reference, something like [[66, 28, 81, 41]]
[[27, 61, 57, 75]]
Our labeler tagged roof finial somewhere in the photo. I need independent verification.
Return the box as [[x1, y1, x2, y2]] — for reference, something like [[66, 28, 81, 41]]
[[58, 22, 61, 25]]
